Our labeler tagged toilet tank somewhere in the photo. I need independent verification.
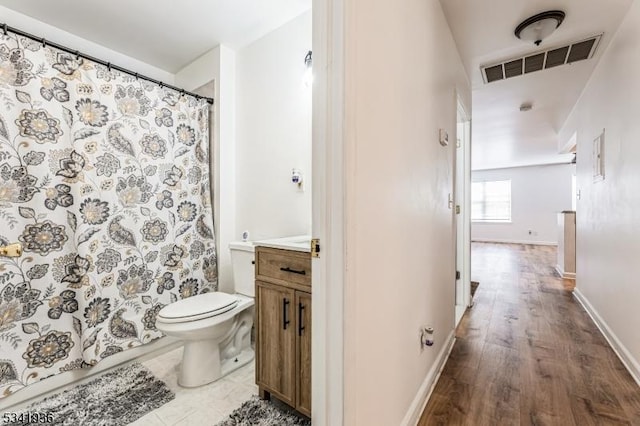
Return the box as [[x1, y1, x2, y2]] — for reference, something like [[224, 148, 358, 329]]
[[229, 241, 255, 297]]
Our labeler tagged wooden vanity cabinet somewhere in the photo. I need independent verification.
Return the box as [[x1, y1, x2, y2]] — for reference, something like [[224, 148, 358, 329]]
[[255, 247, 311, 417]]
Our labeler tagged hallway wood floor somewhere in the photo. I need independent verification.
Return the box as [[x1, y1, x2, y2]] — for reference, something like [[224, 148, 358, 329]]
[[419, 243, 640, 426]]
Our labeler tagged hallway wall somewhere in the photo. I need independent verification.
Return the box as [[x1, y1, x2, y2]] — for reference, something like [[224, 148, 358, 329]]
[[342, 0, 471, 424], [472, 164, 574, 245], [559, 0, 640, 383]]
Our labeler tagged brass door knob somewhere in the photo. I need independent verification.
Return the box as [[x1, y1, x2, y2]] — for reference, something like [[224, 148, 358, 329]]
[[0, 243, 22, 257]]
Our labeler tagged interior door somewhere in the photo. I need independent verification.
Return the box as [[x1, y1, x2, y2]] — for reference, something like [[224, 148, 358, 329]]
[[455, 120, 465, 324], [454, 100, 471, 325], [296, 290, 312, 416], [256, 281, 296, 405]]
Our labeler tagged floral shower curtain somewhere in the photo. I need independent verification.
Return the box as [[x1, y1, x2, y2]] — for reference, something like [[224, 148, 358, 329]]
[[0, 33, 217, 399]]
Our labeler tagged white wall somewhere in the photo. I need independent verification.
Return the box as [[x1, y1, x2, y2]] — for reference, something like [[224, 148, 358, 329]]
[[175, 48, 221, 92], [176, 12, 312, 289], [0, 5, 173, 82], [176, 46, 237, 293], [558, 0, 640, 383], [234, 11, 313, 241], [472, 164, 574, 245], [342, 0, 471, 424]]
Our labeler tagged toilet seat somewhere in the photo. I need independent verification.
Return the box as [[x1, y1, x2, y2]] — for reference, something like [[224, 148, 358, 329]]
[[157, 292, 239, 324]]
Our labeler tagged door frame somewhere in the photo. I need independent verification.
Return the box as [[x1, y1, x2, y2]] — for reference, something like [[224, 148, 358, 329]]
[[454, 96, 472, 325], [311, 0, 346, 424]]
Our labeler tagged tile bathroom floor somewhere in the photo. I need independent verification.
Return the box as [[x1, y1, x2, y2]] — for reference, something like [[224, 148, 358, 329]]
[[131, 347, 258, 425]]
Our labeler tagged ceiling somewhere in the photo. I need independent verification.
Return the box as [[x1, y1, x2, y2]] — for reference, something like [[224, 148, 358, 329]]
[[441, 0, 633, 170], [0, 0, 311, 73]]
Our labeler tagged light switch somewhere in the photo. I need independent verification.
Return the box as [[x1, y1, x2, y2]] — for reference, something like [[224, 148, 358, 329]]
[[439, 129, 449, 146]]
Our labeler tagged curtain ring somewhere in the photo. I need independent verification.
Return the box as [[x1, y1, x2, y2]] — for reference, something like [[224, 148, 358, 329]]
[[134, 72, 139, 81], [159, 82, 164, 89], [2, 24, 7, 36], [41, 38, 46, 48], [75, 50, 80, 60], [180, 89, 185, 97], [107, 62, 111, 71]]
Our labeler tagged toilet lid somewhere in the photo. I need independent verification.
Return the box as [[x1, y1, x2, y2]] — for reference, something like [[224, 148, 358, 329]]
[[158, 292, 239, 321]]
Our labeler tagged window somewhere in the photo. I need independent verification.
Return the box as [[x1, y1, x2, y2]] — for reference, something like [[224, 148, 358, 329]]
[[472, 180, 511, 222]]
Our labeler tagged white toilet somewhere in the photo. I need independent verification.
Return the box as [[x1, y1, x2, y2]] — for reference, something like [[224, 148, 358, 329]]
[[156, 241, 255, 387]]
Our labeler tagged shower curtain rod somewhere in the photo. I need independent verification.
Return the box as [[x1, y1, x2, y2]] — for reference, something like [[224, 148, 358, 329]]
[[0, 22, 214, 105]]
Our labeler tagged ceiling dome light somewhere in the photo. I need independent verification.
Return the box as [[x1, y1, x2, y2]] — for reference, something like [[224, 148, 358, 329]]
[[515, 10, 565, 46]]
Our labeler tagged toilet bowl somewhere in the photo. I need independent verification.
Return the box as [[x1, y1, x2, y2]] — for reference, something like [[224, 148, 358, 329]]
[[156, 241, 256, 387]]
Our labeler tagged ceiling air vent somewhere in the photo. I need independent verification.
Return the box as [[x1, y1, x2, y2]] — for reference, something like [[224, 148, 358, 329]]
[[524, 53, 545, 73], [504, 59, 523, 78], [481, 34, 602, 84], [545, 46, 570, 68]]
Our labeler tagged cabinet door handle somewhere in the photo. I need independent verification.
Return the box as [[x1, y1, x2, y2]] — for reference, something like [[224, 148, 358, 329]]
[[298, 302, 305, 336], [282, 298, 290, 330], [280, 267, 306, 275]]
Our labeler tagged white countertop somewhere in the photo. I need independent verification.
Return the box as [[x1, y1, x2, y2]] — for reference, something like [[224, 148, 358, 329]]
[[254, 235, 311, 253]]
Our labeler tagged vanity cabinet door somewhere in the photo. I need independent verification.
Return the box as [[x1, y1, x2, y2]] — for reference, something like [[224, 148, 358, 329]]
[[256, 281, 296, 406], [295, 291, 312, 417]]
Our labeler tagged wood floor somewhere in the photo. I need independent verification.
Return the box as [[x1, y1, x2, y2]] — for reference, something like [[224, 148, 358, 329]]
[[419, 243, 640, 426]]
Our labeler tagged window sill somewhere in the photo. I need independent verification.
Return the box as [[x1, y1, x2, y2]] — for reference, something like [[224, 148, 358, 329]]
[[472, 220, 512, 224]]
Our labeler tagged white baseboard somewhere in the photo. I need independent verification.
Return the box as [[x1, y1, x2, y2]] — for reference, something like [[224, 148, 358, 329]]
[[472, 238, 557, 246], [401, 331, 456, 426], [1, 336, 182, 410], [573, 288, 640, 387], [555, 265, 576, 280]]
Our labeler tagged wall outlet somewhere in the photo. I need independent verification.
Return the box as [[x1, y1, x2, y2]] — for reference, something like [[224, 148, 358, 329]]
[[419, 326, 435, 349]]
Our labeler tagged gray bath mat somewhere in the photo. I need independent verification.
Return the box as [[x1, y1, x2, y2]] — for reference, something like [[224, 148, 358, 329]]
[[216, 396, 311, 426], [6, 363, 174, 426]]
